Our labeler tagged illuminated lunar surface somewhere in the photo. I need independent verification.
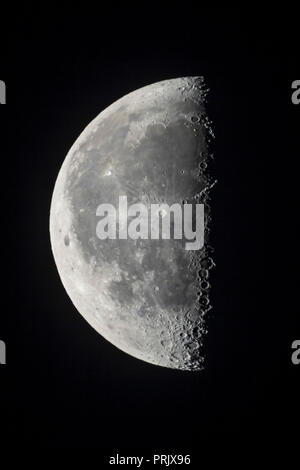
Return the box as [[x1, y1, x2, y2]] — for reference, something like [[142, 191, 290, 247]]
[[50, 77, 214, 370]]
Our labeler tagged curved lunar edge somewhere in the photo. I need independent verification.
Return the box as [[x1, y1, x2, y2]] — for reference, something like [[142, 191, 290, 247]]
[[50, 77, 215, 371]]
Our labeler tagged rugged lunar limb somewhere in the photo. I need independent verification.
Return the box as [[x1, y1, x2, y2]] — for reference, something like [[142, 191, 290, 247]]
[[50, 77, 214, 371]]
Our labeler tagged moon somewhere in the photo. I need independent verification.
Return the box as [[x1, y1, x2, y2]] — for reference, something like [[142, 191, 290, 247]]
[[50, 77, 214, 371]]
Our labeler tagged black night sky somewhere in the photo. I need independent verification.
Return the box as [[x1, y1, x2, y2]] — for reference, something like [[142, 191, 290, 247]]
[[1, 4, 299, 459]]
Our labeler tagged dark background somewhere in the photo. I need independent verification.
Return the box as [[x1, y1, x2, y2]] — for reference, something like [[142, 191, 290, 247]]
[[1, 4, 299, 456]]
